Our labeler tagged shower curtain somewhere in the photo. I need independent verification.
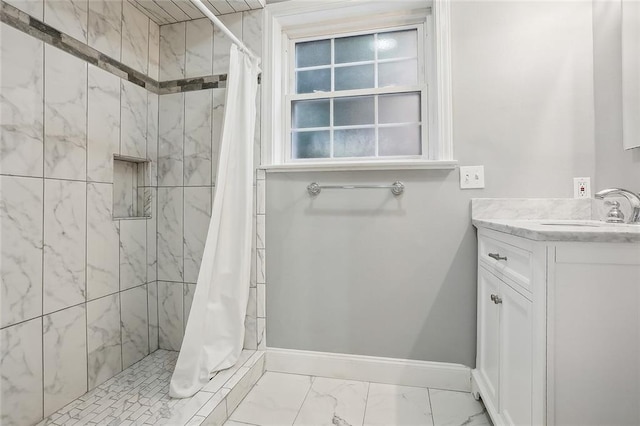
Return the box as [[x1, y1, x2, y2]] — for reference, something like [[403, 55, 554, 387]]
[[169, 45, 260, 398]]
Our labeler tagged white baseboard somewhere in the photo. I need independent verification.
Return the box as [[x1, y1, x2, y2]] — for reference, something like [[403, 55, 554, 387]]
[[266, 348, 471, 392]]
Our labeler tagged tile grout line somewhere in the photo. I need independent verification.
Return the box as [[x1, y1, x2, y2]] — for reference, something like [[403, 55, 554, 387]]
[[223, 397, 231, 424], [41, 29, 46, 420], [210, 10, 215, 201], [155, 86, 159, 350], [0, 173, 111, 184], [291, 375, 315, 425], [38, 294, 105, 320], [118, 16, 124, 370], [142, 42, 150, 355], [181, 58, 186, 333], [0, 313, 45, 332], [362, 381, 372, 425], [183, 18, 187, 81], [427, 387, 435, 426], [85, 49, 90, 395], [182, 21, 187, 334]]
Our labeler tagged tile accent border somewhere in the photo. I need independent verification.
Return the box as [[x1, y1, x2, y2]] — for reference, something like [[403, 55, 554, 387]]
[[159, 74, 227, 94], [0, 0, 227, 95], [265, 348, 472, 393]]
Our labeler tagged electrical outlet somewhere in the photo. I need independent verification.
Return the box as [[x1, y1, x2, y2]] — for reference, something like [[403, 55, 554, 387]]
[[573, 177, 591, 198], [460, 166, 485, 189]]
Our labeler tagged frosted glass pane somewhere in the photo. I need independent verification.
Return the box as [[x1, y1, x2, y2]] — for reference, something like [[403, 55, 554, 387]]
[[292, 100, 330, 129], [292, 131, 330, 158], [378, 59, 418, 87], [334, 128, 375, 157], [379, 125, 422, 156], [296, 69, 331, 94], [335, 34, 374, 64], [334, 96, 374, 126], [379, 93, 421, 124], [296, 40, 331, 68], [335, 65, 374, 91], [377, 30, 418, 60]]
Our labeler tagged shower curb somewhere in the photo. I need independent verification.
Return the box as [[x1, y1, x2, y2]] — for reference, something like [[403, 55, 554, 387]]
[[187, 350, 266, 426]]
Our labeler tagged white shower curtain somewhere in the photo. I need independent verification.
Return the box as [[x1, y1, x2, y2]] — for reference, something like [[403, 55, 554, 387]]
[[169, 44, 260, 398]]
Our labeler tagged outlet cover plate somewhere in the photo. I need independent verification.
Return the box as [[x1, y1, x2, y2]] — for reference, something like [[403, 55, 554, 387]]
[[460, 166, 485, 189], [573, 177, 591, 198]]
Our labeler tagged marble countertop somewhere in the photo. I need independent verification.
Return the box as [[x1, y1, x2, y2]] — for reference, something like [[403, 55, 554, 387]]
[[473, 219, 640, 243]]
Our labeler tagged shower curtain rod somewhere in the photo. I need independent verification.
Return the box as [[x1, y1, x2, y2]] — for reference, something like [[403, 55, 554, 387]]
[[189, 0, 259, 61]]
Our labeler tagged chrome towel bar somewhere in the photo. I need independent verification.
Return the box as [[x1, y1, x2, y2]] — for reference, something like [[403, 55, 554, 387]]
[[307, 181, 405, 196]]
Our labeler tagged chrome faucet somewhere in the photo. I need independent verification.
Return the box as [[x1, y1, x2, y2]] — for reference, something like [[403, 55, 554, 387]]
[[594, 188, 640, 224]]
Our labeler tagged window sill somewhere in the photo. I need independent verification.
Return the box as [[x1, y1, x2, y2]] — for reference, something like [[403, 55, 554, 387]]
[[261, 160, 458, 173]]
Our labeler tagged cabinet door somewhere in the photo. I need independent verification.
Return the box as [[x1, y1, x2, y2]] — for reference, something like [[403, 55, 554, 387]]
[[477, 266, 501, 411], [500, 282, 533, 426]]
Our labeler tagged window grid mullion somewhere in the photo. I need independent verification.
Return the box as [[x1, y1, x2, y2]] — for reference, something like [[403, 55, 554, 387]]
[[330, 99, 334, 159], [330, 38, 335, 158], [292, 126, 332, 133], [374, 33, 379, 89], [293, 122, 422, 133], [378, 121, 422, 128], [330, 38, 335, 93], [374, 33, 379, 157], [294, 64, 332, 72], [295, 57, 418, 73], [289, 85, 423, 102]]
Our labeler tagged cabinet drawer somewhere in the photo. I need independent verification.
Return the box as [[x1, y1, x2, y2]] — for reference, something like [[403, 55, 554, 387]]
[[479, 233, 533, 293]]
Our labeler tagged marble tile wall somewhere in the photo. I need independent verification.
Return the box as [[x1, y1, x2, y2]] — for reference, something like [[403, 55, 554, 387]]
[[0, 22, 44, 177], [86, 293, 121, 390], [5, 0, 160, 73], [2, 4, 266, 424], [0, 318, 44, 425], [155, 10, 266, 352], [0, 3, 161, 424]]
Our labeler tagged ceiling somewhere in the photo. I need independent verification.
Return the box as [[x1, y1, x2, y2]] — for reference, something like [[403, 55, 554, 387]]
[[131, 0, 265, 24]]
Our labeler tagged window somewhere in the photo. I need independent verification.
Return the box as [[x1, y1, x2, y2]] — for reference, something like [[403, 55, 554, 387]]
[[290, 29, 425, 161], [263, 1, 454, 170]]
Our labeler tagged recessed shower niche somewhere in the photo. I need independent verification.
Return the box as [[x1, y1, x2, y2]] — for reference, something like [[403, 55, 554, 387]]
[[113, 155, 152, 219]]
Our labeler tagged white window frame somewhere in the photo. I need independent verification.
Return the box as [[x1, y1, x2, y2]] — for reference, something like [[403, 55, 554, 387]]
[[287, 25, 427, 162], [262, 0, 455, 171]]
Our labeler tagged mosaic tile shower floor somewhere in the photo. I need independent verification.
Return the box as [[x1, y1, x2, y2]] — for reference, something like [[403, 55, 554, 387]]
[[37, 349, 260, 426]]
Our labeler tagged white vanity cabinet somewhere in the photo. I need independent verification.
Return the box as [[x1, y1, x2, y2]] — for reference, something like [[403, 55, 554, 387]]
[[474, 229, 538, 426], [473, 226, 640, 426]]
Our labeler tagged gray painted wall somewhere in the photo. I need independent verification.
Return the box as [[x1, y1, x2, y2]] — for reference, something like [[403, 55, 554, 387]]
[[593, 0, 640, 193], [265, 1, 595, 367]]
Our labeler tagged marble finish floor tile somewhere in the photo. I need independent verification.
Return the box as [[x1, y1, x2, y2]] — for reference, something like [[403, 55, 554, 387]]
[[428, 389, 491, 426], [294, 377, 368, 426], [38, 349, 260, 426], [226, 377, 489, 426], [228, 372, 313, 426], [363, 383, 433, 426]]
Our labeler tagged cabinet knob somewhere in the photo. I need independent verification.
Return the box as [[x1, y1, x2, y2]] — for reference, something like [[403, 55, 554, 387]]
[[488, 253, 508, 261], [494, 295, 503, 304]]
